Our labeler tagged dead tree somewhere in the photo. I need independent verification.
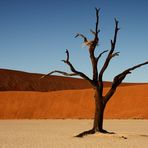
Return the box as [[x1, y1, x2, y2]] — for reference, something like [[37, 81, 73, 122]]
[[42, 8, 148, 137]]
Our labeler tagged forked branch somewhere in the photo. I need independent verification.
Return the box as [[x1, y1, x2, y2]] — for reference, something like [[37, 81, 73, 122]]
[[41, 49, 94, 86], [104, 61, 148, 103], [75, 8, 100, 49], [113, 61, 148, 87], [99, 19, 120, 83], [62, 50, 93, 84], [75, 33, 88, 43], [75, 33, 94, 47]]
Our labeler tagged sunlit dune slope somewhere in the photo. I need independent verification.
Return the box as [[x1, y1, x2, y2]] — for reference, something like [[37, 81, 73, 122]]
[[0, 84, 148, 119], [0, 69, 144, 91]]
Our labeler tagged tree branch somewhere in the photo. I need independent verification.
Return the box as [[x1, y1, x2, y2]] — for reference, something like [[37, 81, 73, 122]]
[[40, 70, 78, 79], [89, 8, 100, 38], [75, 33, 94, 47], [65, 49, 69, 61], [98, 18, 120, 93], [75, 33, 93, 47], [74, 8, 100, 83], [84, 8, 100, 83], [95, 8, 100, 39], [41, 49, 94, 86], [96, 50, 109, 62], [110, 52, 120, 58], [92, 8, 100, 48], [75, 33, 88, 42], [62, 49, 94, 86], [90, 29, 96, 36], [104, 61, 148, 103]]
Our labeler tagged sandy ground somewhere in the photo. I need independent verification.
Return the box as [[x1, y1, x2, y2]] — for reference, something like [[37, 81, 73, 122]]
[[0, 120, 148, 148]]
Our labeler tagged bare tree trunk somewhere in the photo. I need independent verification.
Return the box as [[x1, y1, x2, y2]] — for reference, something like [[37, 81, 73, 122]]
[[93, 89, 106, 132], [75, 89, 108, 137]]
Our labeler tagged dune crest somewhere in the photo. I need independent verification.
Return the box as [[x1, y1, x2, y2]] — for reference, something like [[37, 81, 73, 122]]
[[0, 69, 144, 92], [0, 69, 91, 91]]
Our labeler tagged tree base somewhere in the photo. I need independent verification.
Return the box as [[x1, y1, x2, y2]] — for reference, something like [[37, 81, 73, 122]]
[[75, 129, 115, 138]]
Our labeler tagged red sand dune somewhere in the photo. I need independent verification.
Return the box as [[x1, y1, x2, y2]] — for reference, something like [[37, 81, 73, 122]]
[[0, 69, 91, 91], [0, 69, 143, 92], [0, 69, 148, 119], [0, 84, 148, 119]]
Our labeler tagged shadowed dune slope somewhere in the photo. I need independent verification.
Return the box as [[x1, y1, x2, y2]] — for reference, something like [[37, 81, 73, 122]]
[[0, 84, 148, 119], [0, 69, 144, 91], [0, 69, 91, 91]]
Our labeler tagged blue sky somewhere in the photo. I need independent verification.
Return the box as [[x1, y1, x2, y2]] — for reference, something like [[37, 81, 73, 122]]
[[0, 0, 148, 82]]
